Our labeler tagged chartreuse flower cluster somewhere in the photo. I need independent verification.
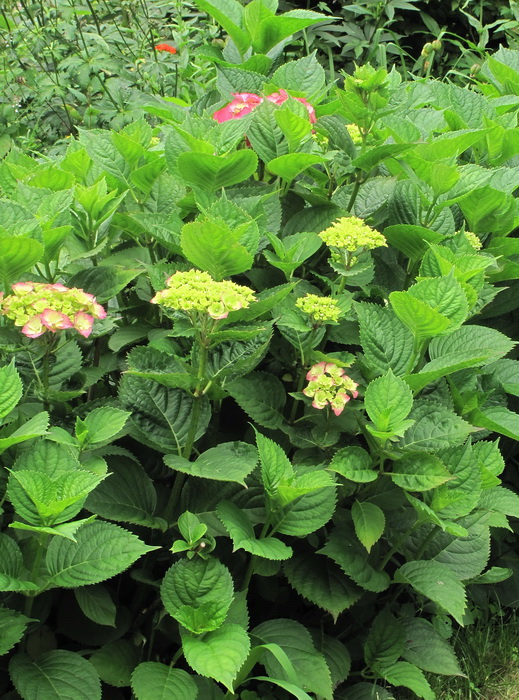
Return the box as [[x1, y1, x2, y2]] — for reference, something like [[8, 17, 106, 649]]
[[303, 362, 359, 416], [464, 230, 482, 250], [0, 282, 106, 339], [346, 124, 363, 145], [319, 216, 387, 253], [151, 270, 255, 320], [295, 294, 341, 324]]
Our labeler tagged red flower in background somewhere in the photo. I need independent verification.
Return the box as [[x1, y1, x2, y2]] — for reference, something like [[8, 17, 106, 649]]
[[155, 43, 177, 54], [213, 92, 263, 123], [267, 89, 317, 123]]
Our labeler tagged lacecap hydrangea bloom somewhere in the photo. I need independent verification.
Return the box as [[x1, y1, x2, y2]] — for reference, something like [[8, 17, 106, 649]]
[[295, 294, 341, 324], [319, 217, 387, 253], [151, 270, 255, 320], [303, 362, 358, 416], [0, 282, 107, 339]]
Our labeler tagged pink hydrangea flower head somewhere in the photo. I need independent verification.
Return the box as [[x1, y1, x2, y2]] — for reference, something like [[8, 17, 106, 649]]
[[73, 312, 94, 338], [213, 92, 263, 123], [22, 315, 46, 338], [50, 283, 68, 292], [266, 89, 317, 123], [304, 363, 359, 415], [41, 308, 74, 332]]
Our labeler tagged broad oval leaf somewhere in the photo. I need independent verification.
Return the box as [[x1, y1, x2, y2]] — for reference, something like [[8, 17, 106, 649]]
[[132, 662, 198, 700]]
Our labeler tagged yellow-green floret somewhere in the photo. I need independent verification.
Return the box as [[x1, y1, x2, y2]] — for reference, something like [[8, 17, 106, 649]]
[[295, 294, 341, 323], [319, 216, 387, 252]]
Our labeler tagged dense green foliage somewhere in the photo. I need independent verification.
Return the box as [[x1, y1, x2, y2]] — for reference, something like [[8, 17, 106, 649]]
[[0, 1, 519, 698]]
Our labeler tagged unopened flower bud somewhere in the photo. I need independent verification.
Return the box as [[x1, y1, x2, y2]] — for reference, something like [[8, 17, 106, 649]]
[[421, 42, 433, 57], [431, 39, 442, 51], [470, 63, 481, 76]]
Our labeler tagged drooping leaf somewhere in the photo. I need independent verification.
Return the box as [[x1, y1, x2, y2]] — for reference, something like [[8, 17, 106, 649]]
[[352, 501, 385, 553], [217, 500, 292, 560], [181, 623, 250, 692], [0, 361, 22, 419], [164, 442, 258, 485], [161, 558, 234, 634], [253, 618, 333, 699], [89, 640, 139, 687], [394, 561, 466, 624], [327, 446, 377, 483], [284, 554, 361, 622], [401, 617, 462, 676], [74, 584, 117, 627], [0, 608, 33, 655]]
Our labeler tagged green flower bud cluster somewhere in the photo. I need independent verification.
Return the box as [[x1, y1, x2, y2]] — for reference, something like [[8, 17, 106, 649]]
[[151, 270, 255, 320], [295, 294, 341, 324], [319, 217, 387, 253], [463, 231, 482, 251]]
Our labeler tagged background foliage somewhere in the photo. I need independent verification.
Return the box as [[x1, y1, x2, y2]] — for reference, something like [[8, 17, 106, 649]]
[[0, 1, 519, 699]]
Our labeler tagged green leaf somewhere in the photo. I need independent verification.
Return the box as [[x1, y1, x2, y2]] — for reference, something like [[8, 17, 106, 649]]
[[181, 623, 250, 692], [79, 407, 130, 445], [272, 53, 326, 95], [383, 225, 444, 262], [319, 526, 390, 593], [74, 584, 117, 627], [0, 237, 43, 291], [469, 406, 519, 441], [0, 608, 33, 655], [46, 521, 156, 588], [327, 446, 377, 483], [227, 372, 286, 429], [252, 10, 328, 54], [272, 469, 336, 537], [405, 351, 499, 393], [267, 153, 326, 181], [256, 431, 293, 497], [178, 151, 258, 191], [161, 557, 234, 633], [284, 554, 361, 622], [402, 617, 462, 676], [164, 442, 258, 485], [254, 618, 333, 698], [390, 292, 450, 343], [90, 640, 139, 687], [391, 454, 452, 492], [119, 376, 210, 453], [217, 500, 292, 560], [484, 359, 519, 397], [379, 661, 434, 700], [0, 533, 39, 592], [0, 411, 49, 454], [364, 607, 405, 669], [85, 457, 165, 529], [394, 561, 466, 624], [9, 650, 101, 700], [429, 326, 515, 363], [352, 501, 385, 553], [0, 361, 22, 419], [67, 267, 140, 303], [356, 303, 416, 377], [181, 216, 253, 280], [364, 370, 413, 434], [430, 443, 481, 520], [352, 144, 414, 171], [193, 0, 250, 55], [397, 402, 473, 452], [132, 662, 198, 700]]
